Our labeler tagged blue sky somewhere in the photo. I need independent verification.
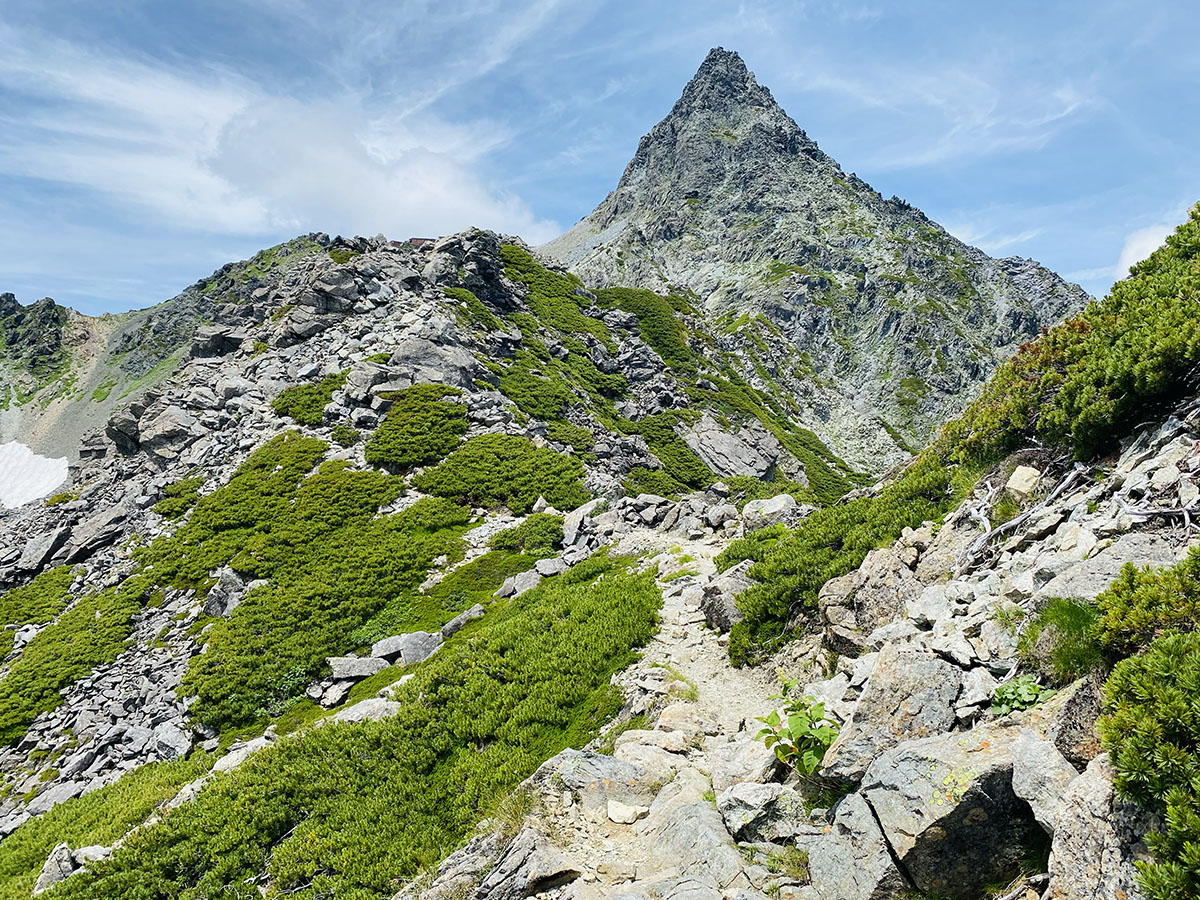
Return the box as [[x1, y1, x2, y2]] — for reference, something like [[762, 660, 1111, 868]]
[[0, 0, 1197, 314]]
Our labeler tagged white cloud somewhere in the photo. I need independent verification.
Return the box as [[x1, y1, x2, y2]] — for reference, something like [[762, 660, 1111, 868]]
[[1114, 223, 1175, 279], [0, 22, 559, 244]]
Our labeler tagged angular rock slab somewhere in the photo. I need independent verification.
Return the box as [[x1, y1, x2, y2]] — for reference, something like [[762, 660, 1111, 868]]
[[1045, 754, 1156, 900], [861, 725, 1041, 899], [806, 792, 909, 900], [1011, 728, 1078, 834], [821, 645, 961, 781], [716, 781, 809, 843], [370, 630, 443, 665], [475, 826, 581, 900]]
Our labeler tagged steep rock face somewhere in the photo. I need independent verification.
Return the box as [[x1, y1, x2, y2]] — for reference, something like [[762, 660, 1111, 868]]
[[543, 48, 1089, 466]]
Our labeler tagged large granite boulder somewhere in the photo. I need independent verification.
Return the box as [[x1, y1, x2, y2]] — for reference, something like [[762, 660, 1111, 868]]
[[821, 645, 961, 781], [861, 725, 1041, 899], [1044, 754, 1157, 900]]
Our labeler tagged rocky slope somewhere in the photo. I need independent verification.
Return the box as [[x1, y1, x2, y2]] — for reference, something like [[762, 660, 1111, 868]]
[[0, 234, 326, 494], [0, 218, 1177, 898], [0, 228, 856, 856], [543, 49, 1089, 466]]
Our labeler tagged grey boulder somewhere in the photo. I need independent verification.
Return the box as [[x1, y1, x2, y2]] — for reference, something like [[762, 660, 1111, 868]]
[[371, 631, 443, 665], [821, 645, 961, 781], [862, 725, 1041, 899]]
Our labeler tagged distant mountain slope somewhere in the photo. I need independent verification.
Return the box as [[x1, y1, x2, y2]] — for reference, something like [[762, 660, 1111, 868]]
[[0, 235, 327, 471], [543, 48, 1089, 463]]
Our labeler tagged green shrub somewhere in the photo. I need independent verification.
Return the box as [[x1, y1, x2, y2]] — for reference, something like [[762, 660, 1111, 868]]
[[1018, 597, 1104, 683], [726, 455, 954, 664], [546, 419, 593, 451], [499, 244, 614, 349], [272, 372, 348, 425], [1094, 548, 1200, 657], [52, 558, 660, 900], [990, 673, 1055, 715], [755, 680, 838, 775], [940, 206, 1200, 462], [444, 286, 502, 332], [0, 567, 77, 658], [620, 412, 715, 491], [594, 287, 696, 374], [348, 549, 535, 649], [153, 475, 204, 519], [178, 471, 468, 728], [0, 576, 151, 744], [363, 384, 468, 470], [331, 424, 361, 447], [488, 514, 564, 558], [366, 352, 391, 364], [43, 491, 77, 507], [0, 754, 212, 900], [328, 248, 360, 265], [498, 367, 576, 420], [1100, 631, 1200, 900], [723, 475, 806, 509], [413, 434, 589, 514], [623, 466, 681, 498]]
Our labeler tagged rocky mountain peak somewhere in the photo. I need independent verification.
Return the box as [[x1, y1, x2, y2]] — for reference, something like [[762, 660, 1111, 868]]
[[542, 48, 1089, 466], [674, 47, 771, 117]]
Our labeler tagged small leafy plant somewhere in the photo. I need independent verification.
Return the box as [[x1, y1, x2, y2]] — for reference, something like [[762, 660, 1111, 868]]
[[990, 673, 1055, 715], [755, 679, 839, 776]]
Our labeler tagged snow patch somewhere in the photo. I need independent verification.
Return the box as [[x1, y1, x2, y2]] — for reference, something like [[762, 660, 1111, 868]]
[[0, 442, 68, 509]]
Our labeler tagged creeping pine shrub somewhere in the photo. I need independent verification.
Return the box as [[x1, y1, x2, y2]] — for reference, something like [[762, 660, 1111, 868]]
[[0, 566, 77, 658], [623, 466, 683, 498], [990, 673, 1055, 715], [413, 433, 589, 514], [499, 244, 614, 350], [443, 286, 502, 332], [722, 475, 807, 510], [0, 575, 151, 744], [176, 468, 469, 728], [1100, 631, 1200, 900], [488, 514, 564, 558], [271, 371, 348, 425], [0, 753, 212, 900], [1094, 548, 1200, 656], [153, 475, 203, 519], [939, 205, 1200, 462], [51, 559, 661, 900], [498, 367, 576, 420], [726, 455, 953, 665], [619, 412, 715, 492], [594, 287, 697, 374], [545, 419, 594, 451], [363, 384, 467, 470], [755, 680, 838, 776], [331, 424, 361, 447]]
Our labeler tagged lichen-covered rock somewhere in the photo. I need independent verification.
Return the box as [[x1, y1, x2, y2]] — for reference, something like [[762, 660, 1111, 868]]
[[821, 645, 961, 781], [861, 725, 1041, 899], [1044, 754, 1157, 900]]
